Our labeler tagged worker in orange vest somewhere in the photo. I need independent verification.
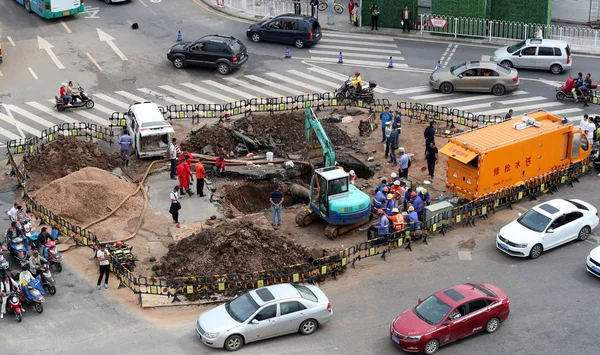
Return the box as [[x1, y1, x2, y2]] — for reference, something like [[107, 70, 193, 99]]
[[387, 208, 405, 232], [390, 180, 403, 199]]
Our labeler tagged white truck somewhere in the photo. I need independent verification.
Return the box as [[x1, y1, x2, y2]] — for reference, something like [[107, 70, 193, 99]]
[[124, 102, 174, 158]]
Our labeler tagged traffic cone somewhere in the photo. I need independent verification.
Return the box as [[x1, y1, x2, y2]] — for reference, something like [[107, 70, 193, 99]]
[[285, 47, 291, 59], [177, 31, 182, 41], [338, 52, 343, 64], [388, 56, 394, 68]]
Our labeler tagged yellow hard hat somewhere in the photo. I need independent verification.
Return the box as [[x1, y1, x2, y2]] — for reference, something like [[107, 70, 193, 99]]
[[387, 194, 393, 199], [422, 188, 427, 194]]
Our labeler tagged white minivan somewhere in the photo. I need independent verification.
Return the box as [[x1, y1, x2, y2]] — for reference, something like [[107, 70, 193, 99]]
[[492, 38, 571, 75], [125, 102, 174, 158]]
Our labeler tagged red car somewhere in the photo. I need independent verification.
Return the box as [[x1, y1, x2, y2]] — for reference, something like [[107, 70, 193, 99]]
[[390, 283, 510, 354]]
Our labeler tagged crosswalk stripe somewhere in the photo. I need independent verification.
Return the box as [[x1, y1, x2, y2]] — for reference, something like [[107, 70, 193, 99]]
[[94, 94, 130, 110], [202, 80, 256, 100], [306, 67, 348, 81], [428, 91, 528, 106], [245, 75, 303, 96], [566, 116, 582, 123], [322, 31, 396, 41], [457, 96, 547, 111], [223, 78, 284, 98], [287, 70, 338, 88], [265, 72, 329, 93], [0, 111, 40, 137], [410, 92, 449, 100], [179, 83, 233, 103], [116, 91, 150, 104], [90, 103, 120, 116], [393, 86, 432, 95], [137, 88, 188, 105], [0, 113, 20, 139], [158, 85, 217, 104], [549, 108, 583, 115], [5, 104, 55, 129], [309, 50, 404, 60], [44, 100, 109, 125], [319, 39, 399, 48], [315, 45, 402, 55], [474, 101, 564, 115], [481, 55, 492, 61], [309, 57, 409, 68], [26, 102, 77, 123]]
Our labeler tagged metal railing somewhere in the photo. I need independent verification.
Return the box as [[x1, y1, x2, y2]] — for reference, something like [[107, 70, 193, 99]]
[[420, 13, 600, 53]]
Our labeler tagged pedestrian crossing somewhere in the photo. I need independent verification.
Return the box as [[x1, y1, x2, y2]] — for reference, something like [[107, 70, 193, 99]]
[[310, 32, 407, 68]]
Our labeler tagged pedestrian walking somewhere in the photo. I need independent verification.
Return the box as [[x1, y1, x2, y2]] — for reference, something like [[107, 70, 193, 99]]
[[380, 107, 393, 143], [370, 4, 380, 30], [293, 0, 301, 15], [425, 141, 438, 179], [96, 244, 110, 290], [168, 138, 178, 180], [310, 0, 318, 17], [401, 5, 411, 33], [118, 129, 133, 167], [398, 147, 410, 179], [195, 160, 206, 197], [169, 185, 181, 228], [270, 185, 284, 227], [534, 25, 543, 39], [423, 121, 436, 154], [351, 2, 359, 27], [177, 155, 194, 197], [505, 109, 513, 121], [348, 0, 355, 23], [434, 60, 441, 71]]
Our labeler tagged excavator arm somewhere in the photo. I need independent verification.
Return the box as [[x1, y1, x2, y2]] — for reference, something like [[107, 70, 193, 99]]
[[305, 107, 337, 167]]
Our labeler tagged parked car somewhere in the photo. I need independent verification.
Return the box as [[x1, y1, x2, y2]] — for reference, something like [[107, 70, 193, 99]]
[[429, 61, 519, 96], [497, 198, 599, 259], [167, 34, 248, 75], [195, 283, 333, 351], [586, 245, 600, 277], [247, 14, 322, 49], [491, 38, 571, 75], [390, 283, 510, 355]]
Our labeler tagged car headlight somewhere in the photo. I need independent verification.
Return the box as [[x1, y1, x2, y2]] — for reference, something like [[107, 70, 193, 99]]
[[167, 49, 171, 54], [247, 29, 251, 31], [204, 332, 220, 338], [514, 243, 528, 248], [405, 335, 422, 341]]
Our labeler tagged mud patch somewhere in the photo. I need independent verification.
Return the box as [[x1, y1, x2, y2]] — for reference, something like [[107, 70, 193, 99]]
[[416, 251, 451, 263], [459, 237, 476, 250]]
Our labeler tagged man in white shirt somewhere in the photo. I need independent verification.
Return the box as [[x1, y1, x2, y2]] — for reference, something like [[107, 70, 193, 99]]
[[96, 245, 110, 290], [7, 203, 18, 222]]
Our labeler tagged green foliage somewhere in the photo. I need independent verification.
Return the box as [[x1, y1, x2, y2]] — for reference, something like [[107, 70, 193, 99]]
[[431, 0, 487, 19], [361, 0, 418, 29], [491, 0, 552, 26]]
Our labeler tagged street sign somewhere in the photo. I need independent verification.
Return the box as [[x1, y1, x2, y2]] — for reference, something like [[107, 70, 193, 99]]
[[429, 18, 448, 28]]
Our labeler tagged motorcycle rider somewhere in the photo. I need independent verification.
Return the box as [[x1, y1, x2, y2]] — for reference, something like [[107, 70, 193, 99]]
[[1, 272, 21, 319], [6, 221, 24, 244], [28, 249, 48, 277], [572, 73, 584, 103], [59, 83, 73, 106], [350, 71, 363, 92], [576, 73, 593, 104], [67, 81, 82, 103], [36, 227, 51, 258]]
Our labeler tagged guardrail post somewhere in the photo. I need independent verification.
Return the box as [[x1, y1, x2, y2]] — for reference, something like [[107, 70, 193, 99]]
[[454, 17, 458, 38], [489, 21, 493, 41], [420, 14, 424, 35], [595, 30, 598, 53], [523, 24, 528, 40], [559, 27, 563, 41]]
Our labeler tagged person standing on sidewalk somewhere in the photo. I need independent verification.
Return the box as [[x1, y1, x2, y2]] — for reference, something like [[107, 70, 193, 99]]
[[402, 5, 411, 33], [370, 4, 380, 30], [398, 147, 410, 179], [293, 0, 301, 15], [177, 155, 194, 197], [118, 129, 133, 167], [168, 138, 178, 180], [169, 185, 181, 228], [96, 244, 110, 290], [270, 185, 284, 227], [348, 0, 355, 23], [310, 0, 318, 17], [195, 160, 206, 197], [388, 125, 400, 166], [351, 2, 359, 27]]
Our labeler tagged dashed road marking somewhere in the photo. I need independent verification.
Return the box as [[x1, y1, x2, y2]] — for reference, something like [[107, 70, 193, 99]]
[[86, 52, 103, 71], [28, 67, 38, 80], [443, 44, 458, 68], [7, 36, 15, 46], [138, 0, 147, 7], [0, 70, 3, 77], [61, 21, 72, 33]]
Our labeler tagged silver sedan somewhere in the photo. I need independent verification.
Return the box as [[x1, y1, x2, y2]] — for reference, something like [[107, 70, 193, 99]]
[[195, 283, 333, 351], [429, 61, 519, 96]]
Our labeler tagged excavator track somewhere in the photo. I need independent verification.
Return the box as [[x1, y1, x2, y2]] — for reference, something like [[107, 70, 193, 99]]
[[295, 209, 319, 227], [324, 218, 372, 240]]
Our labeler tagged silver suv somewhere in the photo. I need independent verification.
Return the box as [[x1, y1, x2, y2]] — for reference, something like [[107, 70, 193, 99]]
[[492, 39, 571, 75]]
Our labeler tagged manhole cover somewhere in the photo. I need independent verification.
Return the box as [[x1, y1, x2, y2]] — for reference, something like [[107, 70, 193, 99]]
[[490, 102, 505, 109]]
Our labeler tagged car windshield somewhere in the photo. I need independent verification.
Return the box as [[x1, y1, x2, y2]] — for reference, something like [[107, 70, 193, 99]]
[[225, 292, 259, 323], [291, 283, 318, 302], [229, 40, 244, 53], [414, 295, 452, 325], [517, 209, 551, 232], [450, 63, 467, 75], [507, 41, 526, 53]]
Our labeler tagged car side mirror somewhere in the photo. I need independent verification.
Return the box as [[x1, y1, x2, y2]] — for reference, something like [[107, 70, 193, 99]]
[[417, 298, 423, 304], [547, 228, 554, 233], [458, 74, 463, 79], [250, 319, 259, 324], [519, 53, 522, 57], [443, 321, 450, 326]]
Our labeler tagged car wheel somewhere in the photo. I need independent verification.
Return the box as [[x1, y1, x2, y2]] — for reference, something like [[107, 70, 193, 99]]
[[295, 39, 305, 49], [500, 60, 513, 68], [423, 339, 440, 355], [550, 64, 563, 75], [529, 243, 543, 259], [556, 91, 565, 100], [578, 226, 591, 241], [105, 0, 112, 3], [485, 317, 500, 333], [492, 84, 506, 96], [439, 82, 454, 94], [217, 62, 231, 75], [299, 319, 318, 335], [224, 334, 243, 352], [251, 32, 261, 43], [172, 57, 185, 69]]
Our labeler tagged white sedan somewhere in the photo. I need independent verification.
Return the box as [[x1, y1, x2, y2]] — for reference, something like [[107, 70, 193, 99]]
[[586, 246, 600, 277], [496, 199, 599, 259]]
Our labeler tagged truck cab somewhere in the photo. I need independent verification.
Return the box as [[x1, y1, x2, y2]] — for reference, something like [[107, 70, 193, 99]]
[[569, 130, 590, 163], [125, 102, 174, 158]]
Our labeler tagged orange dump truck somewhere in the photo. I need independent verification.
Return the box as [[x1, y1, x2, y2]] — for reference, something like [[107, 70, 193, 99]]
[[440, 110, 591, 200]]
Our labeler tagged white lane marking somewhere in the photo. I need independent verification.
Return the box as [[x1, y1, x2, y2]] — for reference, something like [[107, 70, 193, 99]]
[[309, 57, 409, 68], [7, 36, 16, 46], [28, 68, 38, 80], [89, 103, 119, 116], [319, 39, 399, 48], [306, 67, 348, 81], [202, 80, 256, 100], [178, 83, 234, 103], [37, 36, 65, 69], [550, 108, 583, 115], [474, 101, 564, 115], [322, 31, 396, 41], [481, 55, 491, 61], [223, 78, 284, 98], [0, 70, 3, 77], [393, 86, 432, 95], [410, 92, 450, 100], [86, 53, 103, 71], [458, 96, 547, 111], [0, 106, 39, 137], [287, 70, 338, 89], [438, 44, 452, 67], [126, 20, 133, 26], [309, 50, 404, 60], [315, 45, 402, 55], [115, 90, 150, 104], [428, 91, 528, 106], [137, 88, 189, 105], [61, 21, 72, 33], [0, 105, 24, 138], [43, 100, 109, 125], [138, 0, 148, 7], [244, 75, 303, 96], [443, 44, 458, 68], [26, 101, 81, 123], [265, 72, 329, 93], [7, 104, 56, 128], [97, 28, 128, 61], [94, 93, 130, 110]]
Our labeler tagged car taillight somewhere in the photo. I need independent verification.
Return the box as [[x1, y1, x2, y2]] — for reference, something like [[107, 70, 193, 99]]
[[232, 55, 237, 63], [327, 303, 332, 313], [567, 55, 571, 64], [309, 30, 313, 39], [596, 211, 598, 216], [513, 76, 518, 83], [45, 2, 50, 10]]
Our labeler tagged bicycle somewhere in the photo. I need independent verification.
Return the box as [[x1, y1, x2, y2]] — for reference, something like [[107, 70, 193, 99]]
[[318, 0, 344, 14]]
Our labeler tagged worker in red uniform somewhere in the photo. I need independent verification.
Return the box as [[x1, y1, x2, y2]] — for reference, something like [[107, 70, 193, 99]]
[[177, 155, 194, 197], [215, 156, 226, 177], [178, 148, 194, 185]]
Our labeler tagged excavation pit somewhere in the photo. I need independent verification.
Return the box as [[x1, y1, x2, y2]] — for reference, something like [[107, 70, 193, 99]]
[[221, 181, 300, 214]]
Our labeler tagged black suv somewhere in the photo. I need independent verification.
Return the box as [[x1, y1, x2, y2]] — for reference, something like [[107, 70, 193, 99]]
[[167, 35, 248, 75], [247, 14, 321, 49]]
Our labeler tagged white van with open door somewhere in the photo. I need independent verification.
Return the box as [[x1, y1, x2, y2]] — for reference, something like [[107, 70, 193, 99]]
[[125, 102, 174, 158]]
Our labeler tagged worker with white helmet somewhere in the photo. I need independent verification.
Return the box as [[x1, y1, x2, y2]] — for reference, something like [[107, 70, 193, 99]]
[[349, 170, 358, 185], [387, 207, 405, 232]]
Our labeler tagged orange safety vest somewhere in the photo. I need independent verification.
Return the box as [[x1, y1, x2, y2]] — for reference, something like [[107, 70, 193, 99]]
[[388, 213, 405, 231], [390, 184, 403, 197]]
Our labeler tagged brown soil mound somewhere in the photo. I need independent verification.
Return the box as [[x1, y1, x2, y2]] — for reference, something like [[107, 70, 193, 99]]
[[186, 111, 352, 158], [158, 220, 311, 278], [31, 167, 144, 234], [27, 136, 120, 185]]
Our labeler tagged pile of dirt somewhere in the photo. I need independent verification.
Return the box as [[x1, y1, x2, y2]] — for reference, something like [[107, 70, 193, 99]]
[[27, 136, 120, 185], [31, 167, 144, 233], [185, 111, 352, 158], [158, 220, 311, 278]]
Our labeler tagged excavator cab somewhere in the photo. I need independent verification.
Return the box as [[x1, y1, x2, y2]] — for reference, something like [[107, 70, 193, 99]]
[[309, 166, 350, 216]]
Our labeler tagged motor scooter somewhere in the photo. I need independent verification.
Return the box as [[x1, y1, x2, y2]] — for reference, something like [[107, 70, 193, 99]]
[[18, 273, 44, 313], [7, 291, 23, 322], [9, 236, 29, 267], [38, 263, 56, 295], [0, 246, 9, 271], [45, 240, 63, 273], [54, 86, 95, 112], [335, 78, 376, 103]]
